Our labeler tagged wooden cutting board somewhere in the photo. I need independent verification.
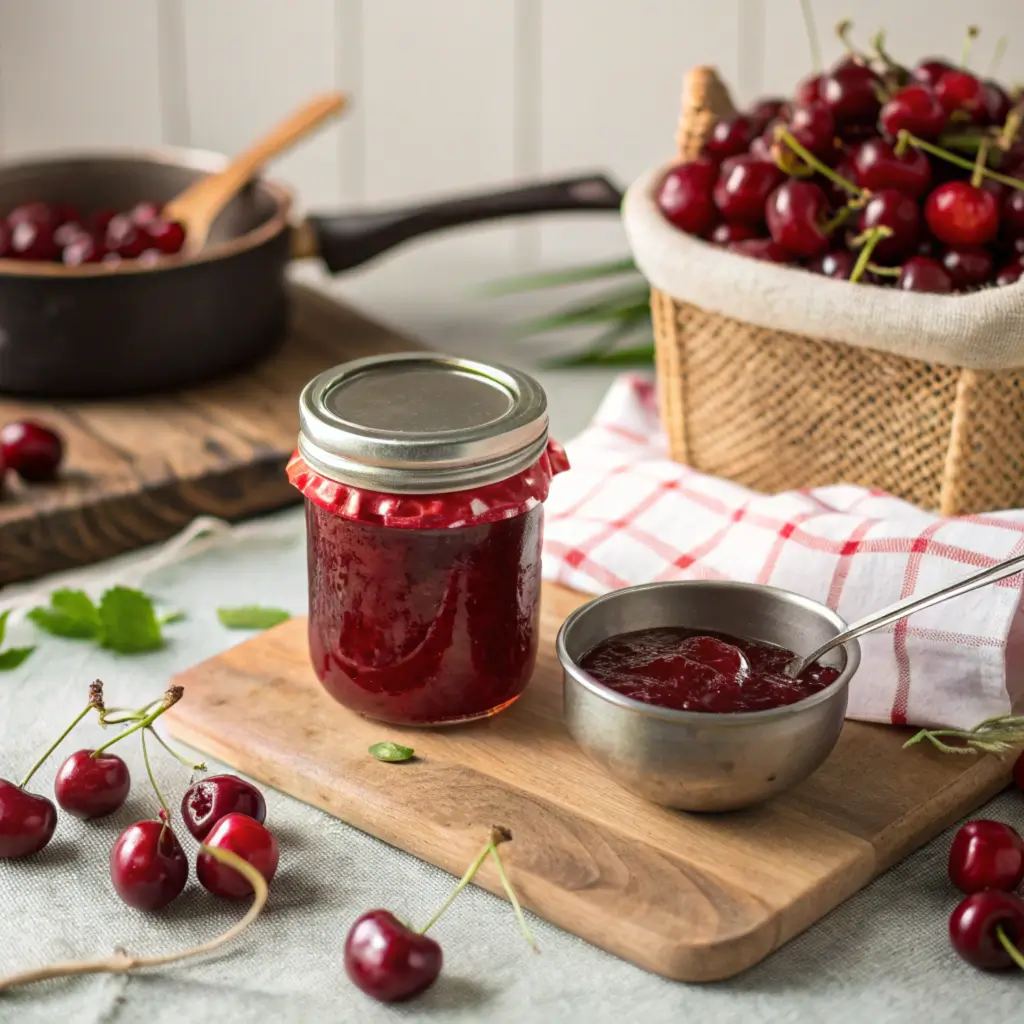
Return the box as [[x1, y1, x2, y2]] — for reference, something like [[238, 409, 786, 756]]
[[166, 581, 1011, 983], [0, 283, 418, 586]]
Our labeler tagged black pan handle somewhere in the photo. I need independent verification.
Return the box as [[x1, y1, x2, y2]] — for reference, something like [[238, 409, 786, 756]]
[[305, 172, 622, 274]]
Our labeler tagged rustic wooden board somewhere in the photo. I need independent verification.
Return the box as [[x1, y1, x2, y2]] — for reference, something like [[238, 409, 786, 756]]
[[0, 283, 418, 586], [166, 581, 1012, 983]]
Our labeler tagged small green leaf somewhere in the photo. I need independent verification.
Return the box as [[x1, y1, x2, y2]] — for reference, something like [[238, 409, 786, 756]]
[[217, 606, 291, 630], [27, 588, 101, 640], [160, 611, 186, 626], [480, 257, 639, 296], [0, 609, 9, 647], [368, 741, 415, 763], [0, 647, 34, 670], [98, 586, 163, 654]]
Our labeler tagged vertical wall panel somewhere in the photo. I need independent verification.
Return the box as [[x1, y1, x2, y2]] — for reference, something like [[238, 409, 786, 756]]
[[537, 0, 744, 263], [181, 0, 347, 213], [0, 0, 163, 155]]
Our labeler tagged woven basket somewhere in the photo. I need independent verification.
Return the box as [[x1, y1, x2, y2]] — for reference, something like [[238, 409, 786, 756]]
[[652, 66, 1024, 516]]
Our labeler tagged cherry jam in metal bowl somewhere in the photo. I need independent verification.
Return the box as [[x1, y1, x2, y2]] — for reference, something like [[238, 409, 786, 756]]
[[290, 353, 567, 726]]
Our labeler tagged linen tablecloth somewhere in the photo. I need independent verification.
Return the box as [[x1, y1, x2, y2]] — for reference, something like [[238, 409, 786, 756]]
[[0, 509, 1021, 1023]]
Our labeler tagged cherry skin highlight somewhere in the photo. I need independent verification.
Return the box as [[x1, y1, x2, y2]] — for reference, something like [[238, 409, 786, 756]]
[[808, 249, 856, 280], [345, 910, 443, 1003], [939, 246, 994, 290], [703, 115, 755, 161], [110, 820, 188, 910], [950, 890, 1024, 970], [948, 820, 1024, 895], [197, 812, 279, 899], [53, 749, 130, 819], [0, 780, 57, 858], [181, 774, 267, 841], [0, 421, 64, 482], [996, 261, 1023, 286], [707, 221, 761, 246]]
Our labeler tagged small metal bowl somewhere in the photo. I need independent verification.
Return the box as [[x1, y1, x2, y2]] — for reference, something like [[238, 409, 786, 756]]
[[557, 580, 860, 812]]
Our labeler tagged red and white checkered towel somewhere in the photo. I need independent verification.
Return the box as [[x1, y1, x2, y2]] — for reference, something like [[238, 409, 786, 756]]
[[542, 375, 1024, 730]]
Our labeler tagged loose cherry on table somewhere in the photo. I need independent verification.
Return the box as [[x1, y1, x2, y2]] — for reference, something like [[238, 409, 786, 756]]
[[655, 159, 718, 236], [950, 890, 1024, 970], [857, 189, 922, 263], [924, 182, 1000, 247], [879, 85, 948, 142], [53, 749, 130, 820], [181, 774, 267, 841], [0, 421, 64, 482], [712, 155, 786, 225], [345, 910, 444, 1003], [898, 256, 953, 293], [949, 820, 1024, 895], [765, 180, 830, 258], [110, 819, 189, 911], [196, 812, 279, 900]]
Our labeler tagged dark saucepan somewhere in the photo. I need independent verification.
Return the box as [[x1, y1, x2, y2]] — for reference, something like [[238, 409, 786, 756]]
[[0, 147, 623, 398]]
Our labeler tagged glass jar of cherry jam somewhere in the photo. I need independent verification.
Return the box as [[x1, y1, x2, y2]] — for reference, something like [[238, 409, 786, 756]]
[[289, 353, 568, 726]]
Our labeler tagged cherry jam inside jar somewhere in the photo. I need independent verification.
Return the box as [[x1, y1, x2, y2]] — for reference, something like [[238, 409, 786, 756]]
[[289, 354, 568, 726]]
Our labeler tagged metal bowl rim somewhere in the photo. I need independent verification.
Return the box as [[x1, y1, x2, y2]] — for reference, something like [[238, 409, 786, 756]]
[[556, 579, 860, 725], [0, 145, 292, 279]]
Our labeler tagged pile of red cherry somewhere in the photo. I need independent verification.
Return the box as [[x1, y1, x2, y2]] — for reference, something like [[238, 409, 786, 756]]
[[0, 200, 186, 267], [947, 754, 1024, 971], [0, 420, 64, 488], [657, 24, 1024, 293]]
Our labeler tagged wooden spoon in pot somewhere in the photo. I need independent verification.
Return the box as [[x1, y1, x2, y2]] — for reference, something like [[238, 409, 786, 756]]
[[164, 91, 347, 256]]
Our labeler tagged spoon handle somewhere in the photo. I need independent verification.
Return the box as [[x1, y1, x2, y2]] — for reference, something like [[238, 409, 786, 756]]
[[792, 549, 1024, 675]]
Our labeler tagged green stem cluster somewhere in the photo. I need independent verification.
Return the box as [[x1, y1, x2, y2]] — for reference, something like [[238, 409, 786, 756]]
[[903, 714, 1024, 757]]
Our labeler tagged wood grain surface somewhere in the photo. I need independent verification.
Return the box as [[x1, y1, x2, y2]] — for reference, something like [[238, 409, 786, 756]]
[[166, 582, 1012, 983], [0, 284, 419, 586]]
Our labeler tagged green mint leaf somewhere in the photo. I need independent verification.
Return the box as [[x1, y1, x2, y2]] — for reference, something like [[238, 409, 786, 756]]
[[368, 741, 415, 763], [217, 606, 291, 630], [98, 587, 164, 654], [0, 646, 34, 671], [27, 588, 101, 640], [160, 611, 186, 626]]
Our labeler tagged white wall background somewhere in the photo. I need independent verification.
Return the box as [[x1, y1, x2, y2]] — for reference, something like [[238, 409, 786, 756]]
[[0, 0, 1021, 268]]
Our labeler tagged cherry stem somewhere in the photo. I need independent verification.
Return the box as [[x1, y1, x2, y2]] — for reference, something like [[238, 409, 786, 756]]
[[903, 713, 1024, 756], [990, 35, 1008, 77], [835, 19, 862, 61], [972, 138, 991, 188], [899, 130, 1024, 190], [146, 726, 206, 772], [866, 262, 901, 277], [90, 686, 182, 758], [821, 206, 856, 236], [140, 729, 169, 821], [849, 226, 893, 283], [418, 825, 535, 950], [869, 29, 899, 73], [0, 846, 267, 992], [799, 0, 822, 74], [961, 24, 980, 70], [997, 926, 1024, 970], [775, 127, 865, 197], [1000, 104, 1024, 151], [19, 682, 104, 789]]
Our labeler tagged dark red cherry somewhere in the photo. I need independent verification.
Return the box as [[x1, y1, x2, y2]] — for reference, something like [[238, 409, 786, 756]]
[[984, 81, 1012, 127], [879, 85, 947, 141], [808, 249, 856, 279], [10, 220, 59, 261], [851, 138, 931, 196], [0, 779, 57, 858], [111, 820, 188, 911], [765, 180, 830, 258], [106, 215, 150, 259], [935, 70, 987, 121], [196, 813, 278, 900], [54, 749, 130, 819], [949, 820, 1024, 894], [707, 221, 761, 246], [62, 235, 106, 266], [0, 421, 64, 481], [345, 909, 443, 1003], [819, 156, 858, 208], [898, 256, 953, 293], [181, 773, 267, 841], [912, 59, 954, 88], [857, 189, 921, 262], [145, 219, 186, 256], [925, 182, 999, 246], [712, 155, 785, 225], [129, 201, 162, 227], [820, 64, 882, 126], [795, 73, 824, 106], [53, 221, 87, 249], [747, 97, 787, 135], [1001, 191, 1024, 241], [703, 115, 755, 160], [728, 237, 791, 263], [996, 261, 1024, 286], [7, 202, 56, 229], [91, 208, 118, 235], [940, 246, 994, 290], [950, 890, 1024, 970], [656, 159, 718, 235], [787, 102, 837, 160]]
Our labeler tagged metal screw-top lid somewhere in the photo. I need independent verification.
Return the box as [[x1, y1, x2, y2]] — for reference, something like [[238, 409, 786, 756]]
[[297, 353, 549, 494]]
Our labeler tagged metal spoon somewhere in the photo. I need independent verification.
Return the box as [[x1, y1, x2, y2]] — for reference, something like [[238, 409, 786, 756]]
[[781, 549, 1024, 679]]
